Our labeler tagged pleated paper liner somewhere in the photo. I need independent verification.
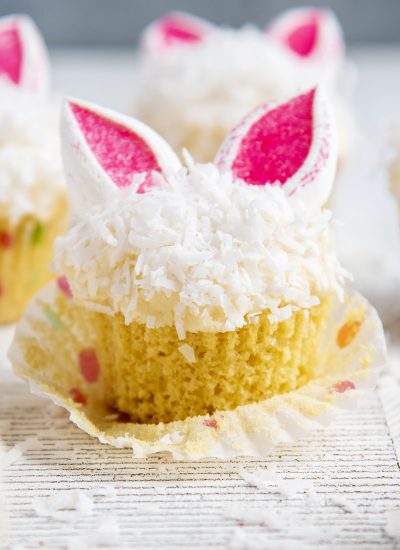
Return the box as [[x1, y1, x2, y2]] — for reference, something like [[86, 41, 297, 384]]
[[9, 281, 386, 460]]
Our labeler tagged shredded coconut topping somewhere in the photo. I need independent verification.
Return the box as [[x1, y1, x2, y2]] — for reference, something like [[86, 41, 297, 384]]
[[178, 343, 196, 362], [133, 27, 343, 161], [54, 163, 345, 333], [0, 82, 64, 224]]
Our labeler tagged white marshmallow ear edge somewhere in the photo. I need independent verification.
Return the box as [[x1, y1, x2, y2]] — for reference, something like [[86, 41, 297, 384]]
[[141, 11, 213, 54], [0, 14, 51, 94], [284, 87, 338, 208], [267, 7, 345, 63], [215, 87, 337, 209], [61, 98, 182, 216]]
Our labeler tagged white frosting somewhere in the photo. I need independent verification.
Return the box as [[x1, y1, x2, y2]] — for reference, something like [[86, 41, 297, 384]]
[[132, 27, 349, 161], [54, 163, 345, 334], [0, 82, 64, 224]]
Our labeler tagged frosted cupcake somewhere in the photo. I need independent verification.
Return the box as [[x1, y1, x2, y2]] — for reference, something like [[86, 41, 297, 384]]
[[0, 15, 67, 323], [132, 8, 354, 166], [9, 87, 385, 458], [58, 87, 340, 421]]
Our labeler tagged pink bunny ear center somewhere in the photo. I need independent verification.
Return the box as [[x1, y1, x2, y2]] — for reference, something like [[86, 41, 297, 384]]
[[232, 89, 315, 186], [70, 104, 161, 189], [160, 15, 205, 45], [143, 13, 211, 54], [0, 23, 22, 85], [285, 13, 319, 57]]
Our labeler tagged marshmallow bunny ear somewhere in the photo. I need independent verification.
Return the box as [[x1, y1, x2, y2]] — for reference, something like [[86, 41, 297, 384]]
[[61, 99, 182, 214], [267, 8, 344, 65], [142, 12, 213, 55], [0, 14, 49, 94], [215, 87, 337, 208]]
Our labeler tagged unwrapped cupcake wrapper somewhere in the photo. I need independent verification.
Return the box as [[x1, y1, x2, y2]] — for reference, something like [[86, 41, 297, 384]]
[[9, 281, 386, 460]]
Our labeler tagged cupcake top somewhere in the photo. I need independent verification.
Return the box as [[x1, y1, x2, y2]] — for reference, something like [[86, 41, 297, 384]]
[[132, 9, 348, 161], [55, 87, 346, 334], [0, 15, 64, 224]]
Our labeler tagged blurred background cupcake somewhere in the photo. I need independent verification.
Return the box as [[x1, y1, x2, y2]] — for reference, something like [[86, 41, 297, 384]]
[[131, 8, 355, 167], [0, 14, 67, 324]]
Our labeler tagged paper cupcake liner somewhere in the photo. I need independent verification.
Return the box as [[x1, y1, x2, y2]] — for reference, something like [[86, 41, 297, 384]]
[[9, 282, 386, 460], [0, 196, 68, 324]]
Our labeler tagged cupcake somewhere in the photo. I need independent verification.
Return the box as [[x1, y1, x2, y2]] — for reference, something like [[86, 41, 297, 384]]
[[9, 87, 385, 458], [132, 8, 354, 166], [0, 15, 67, 323]]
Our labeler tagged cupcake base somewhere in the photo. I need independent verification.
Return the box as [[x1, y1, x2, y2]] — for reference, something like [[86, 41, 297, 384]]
[[0, 196, 68, 324], [80, 297, 333, 424], [9, 282, 386, 459]]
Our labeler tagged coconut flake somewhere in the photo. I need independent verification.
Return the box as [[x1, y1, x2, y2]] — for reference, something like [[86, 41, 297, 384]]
[[328, 495, 357, 514], [178, 343, 196, 363], [239, 465, 314, 497], [1, 437, 42, 467], [159, 431, 184, 444], [32, 490, 94, 522]]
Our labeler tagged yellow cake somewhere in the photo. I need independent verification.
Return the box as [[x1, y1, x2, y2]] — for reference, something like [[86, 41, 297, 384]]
[[95, 298, 332, 423], [21, 291, 332, 423], [0, 198, 67, 323], [42, 88, 346, 425]]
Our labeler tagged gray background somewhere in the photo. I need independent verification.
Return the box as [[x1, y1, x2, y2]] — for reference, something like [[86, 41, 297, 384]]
[[0, 0, 399, 47]]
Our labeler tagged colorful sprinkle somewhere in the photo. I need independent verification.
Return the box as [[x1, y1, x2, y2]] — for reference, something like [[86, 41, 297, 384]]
[[69, 387, 87, 405], [31, 222, 45, 245], [43, 305, 64, 331], [203, 418, 219, 429], [79, 348, 100, 383], [57, 275, 73, 298], [336, 320, 362, 348], [330, 380, 356, 394], [0, 230, 13, 249]]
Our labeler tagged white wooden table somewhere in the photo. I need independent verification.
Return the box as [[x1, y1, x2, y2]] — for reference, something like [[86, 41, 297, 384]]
[[1, 47, 400, 549]]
